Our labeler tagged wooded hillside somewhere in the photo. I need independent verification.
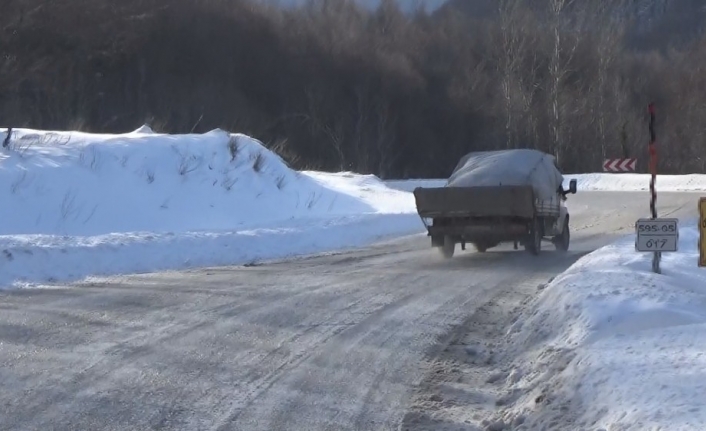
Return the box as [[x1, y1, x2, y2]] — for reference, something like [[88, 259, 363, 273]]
[[1, 0, 705, 177]]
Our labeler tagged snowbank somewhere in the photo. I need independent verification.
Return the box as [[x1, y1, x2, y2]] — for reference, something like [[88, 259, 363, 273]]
[[502, 222, 706, 430], [0, 127, 422, 288], [384, 179, 446, 192], [388, 173, 706, 193], [567, 173, 706, 192]]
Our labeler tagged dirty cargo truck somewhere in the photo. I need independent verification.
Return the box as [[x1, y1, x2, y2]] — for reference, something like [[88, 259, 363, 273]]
[[413, 149, 577, 258]]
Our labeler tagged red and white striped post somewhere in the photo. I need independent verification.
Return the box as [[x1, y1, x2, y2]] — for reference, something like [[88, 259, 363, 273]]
[[648, 103, 660, 274]]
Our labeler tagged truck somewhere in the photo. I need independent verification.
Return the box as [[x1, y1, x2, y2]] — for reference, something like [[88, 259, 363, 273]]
[[413, 149, 577, 258]]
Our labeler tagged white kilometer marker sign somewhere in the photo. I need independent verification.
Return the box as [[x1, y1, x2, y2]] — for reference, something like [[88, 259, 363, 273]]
[[635, 218, 679, 252]]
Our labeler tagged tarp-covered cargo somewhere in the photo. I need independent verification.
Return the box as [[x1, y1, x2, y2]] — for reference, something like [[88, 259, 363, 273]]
[[447, 149, 564, 203]]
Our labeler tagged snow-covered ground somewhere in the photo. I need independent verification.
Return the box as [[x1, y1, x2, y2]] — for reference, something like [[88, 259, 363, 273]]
[[570, 173, 706, 192], [0, 127, 422, 289], [5, 127, 706, 426], [387, 173, 706, 193], [384, 179, 446, 192], [3, 126, 705, 290], [496, 222, 706, 430]]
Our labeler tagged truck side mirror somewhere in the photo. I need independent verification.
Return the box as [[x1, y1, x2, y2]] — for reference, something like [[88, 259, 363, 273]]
[[569, 179, 577, 194]]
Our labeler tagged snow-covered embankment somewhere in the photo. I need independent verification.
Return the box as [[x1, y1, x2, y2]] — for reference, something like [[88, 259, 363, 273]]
[[0, 127, 423, 289], [387, 174, 706, 193], [500, 223, 706, 430]]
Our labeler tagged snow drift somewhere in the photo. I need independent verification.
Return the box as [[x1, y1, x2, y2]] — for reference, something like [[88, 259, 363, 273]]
[[387, 173, 706, 193], [498, 222, 706, 430], [0, 127, 422, 288], [569, 173, 706, 192]]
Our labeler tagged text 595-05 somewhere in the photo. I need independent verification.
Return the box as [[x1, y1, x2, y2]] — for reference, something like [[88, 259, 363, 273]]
[[637, 224, 677, 233]]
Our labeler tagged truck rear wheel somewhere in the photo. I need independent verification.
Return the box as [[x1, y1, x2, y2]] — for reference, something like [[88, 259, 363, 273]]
[[525, 217, 542, 256], [440, 235, 455, 259]]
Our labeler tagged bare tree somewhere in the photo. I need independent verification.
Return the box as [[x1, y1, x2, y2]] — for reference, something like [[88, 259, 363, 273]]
[[546, 0, 579, 166], [373, 96, 398, 178], [496, 2, 544, 149], [589, 1, 628, 161], [497, 0, 519, 149], [303, 86, 347, 171], [351, 85, 372, 174], [4, 0, 706, 177]]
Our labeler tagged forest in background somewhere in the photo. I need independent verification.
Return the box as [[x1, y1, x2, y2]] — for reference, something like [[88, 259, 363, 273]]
[[1, 0, 705, 177]]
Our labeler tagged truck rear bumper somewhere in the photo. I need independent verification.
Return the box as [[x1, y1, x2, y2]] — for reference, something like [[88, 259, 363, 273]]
[[427, 221, 529, 243]]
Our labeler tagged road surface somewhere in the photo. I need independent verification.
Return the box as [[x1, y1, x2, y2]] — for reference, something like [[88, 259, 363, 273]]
[[0, 192, 697, 431]]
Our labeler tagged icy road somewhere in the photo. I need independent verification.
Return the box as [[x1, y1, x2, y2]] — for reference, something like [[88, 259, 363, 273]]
[[0, 191, 697, 431]]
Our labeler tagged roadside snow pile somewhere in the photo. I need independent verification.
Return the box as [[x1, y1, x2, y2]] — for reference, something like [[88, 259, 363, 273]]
[[567, 173, 706, 192], [384, 179, 446, 192], [501, 223, 706, 430], [388, 173, 706, 193], [0, 127, 421, 288]]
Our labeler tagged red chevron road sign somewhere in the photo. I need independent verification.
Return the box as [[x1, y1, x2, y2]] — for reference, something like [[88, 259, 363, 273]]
[[603, 158, 637, 172]]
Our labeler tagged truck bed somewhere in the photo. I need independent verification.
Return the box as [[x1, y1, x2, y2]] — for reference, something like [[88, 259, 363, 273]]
[[413, 185, 536, 219]]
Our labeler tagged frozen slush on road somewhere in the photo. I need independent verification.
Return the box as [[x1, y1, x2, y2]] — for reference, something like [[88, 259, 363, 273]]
[[0, 127, 422, 289]]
